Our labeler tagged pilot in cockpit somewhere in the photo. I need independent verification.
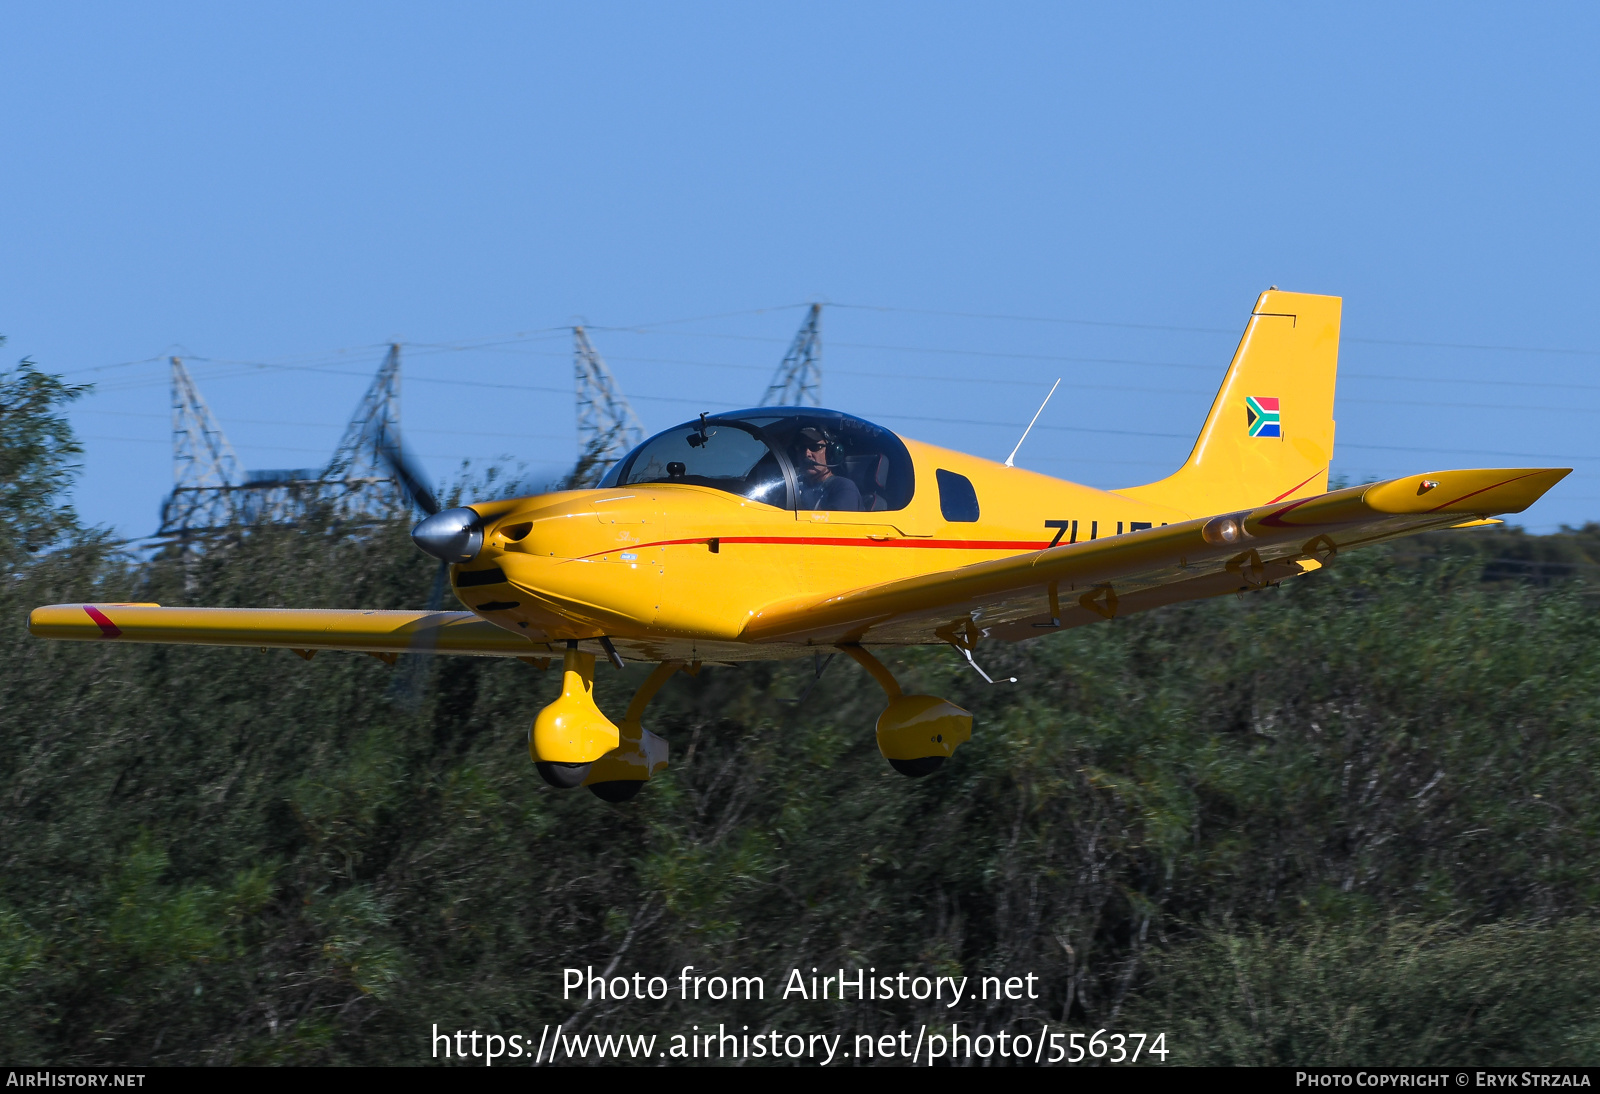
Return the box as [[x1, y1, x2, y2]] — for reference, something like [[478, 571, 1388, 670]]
[[793, 427, 863, 512]]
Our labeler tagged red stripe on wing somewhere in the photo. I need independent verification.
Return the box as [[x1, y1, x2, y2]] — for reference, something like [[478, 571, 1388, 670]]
[[82, 605, 122, 638]]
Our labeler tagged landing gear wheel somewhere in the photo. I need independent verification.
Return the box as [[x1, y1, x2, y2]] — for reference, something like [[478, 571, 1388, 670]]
[[536, 761, 592, 789], [888, 756, 945, 778], [588, 780, 645, 803]]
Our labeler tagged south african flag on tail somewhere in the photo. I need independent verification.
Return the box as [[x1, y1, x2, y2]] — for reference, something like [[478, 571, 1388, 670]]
[[1246, 396, 1281, 437]]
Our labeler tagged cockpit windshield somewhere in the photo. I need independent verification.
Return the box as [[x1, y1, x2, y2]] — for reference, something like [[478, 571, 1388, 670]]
[[608, 417, 788, 505], [602, 409, 914, 512]]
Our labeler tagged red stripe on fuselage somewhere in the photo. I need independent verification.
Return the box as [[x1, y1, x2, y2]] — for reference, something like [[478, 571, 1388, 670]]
[[82, 605, 122, 638], [577, 535, 1057, 560]]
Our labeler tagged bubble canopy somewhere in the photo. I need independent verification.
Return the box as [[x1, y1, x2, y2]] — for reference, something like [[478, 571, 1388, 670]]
[[598, 409, 915, 513]]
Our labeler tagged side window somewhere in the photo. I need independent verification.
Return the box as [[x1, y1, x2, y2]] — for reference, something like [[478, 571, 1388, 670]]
[[768, 416, 914, 513], [936, 469, 979, 522]]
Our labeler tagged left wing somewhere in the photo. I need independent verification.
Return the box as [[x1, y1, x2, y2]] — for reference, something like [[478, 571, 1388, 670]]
[[28, 604, 551, 658], [742, 467, 1569, 648]]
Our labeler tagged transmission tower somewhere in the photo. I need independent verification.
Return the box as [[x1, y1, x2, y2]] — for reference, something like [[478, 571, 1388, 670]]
[[570, 326, 644, 487], [156, 345, 409, 537], [758, 303, 822, 407], [157, 357, 245, 536], [319, 342, 407, 521]]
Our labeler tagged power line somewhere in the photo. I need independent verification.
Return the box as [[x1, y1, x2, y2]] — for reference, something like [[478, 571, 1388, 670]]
[[400, 345, 1600, 406], [75, 408, 567, 439], [70, 328, 1600, 399], [829, 300, 1600, 358], [866, 411, 1186, 440], [80, 434, 549, 462], [1336, 442, 1597, 462], [580, 302, 811, 333], [47, 302, 1600, 495], [58, 330, 573, 379], [1343, 372, 1600, 394], [85, 366, 1600, 466], [58, 294, 1600, 389], [1345, 336, 1600, 357], [828, 301, 1238, 336], [587, 329, 1600, 394]]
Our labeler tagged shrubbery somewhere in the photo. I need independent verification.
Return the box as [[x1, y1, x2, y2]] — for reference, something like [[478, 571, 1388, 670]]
[[2, 359, 1596, 1064]]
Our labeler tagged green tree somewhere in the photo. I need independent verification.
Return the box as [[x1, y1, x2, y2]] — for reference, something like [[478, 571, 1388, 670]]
[[2, 361, 1599, 1064], [0, 339, 88, 560]]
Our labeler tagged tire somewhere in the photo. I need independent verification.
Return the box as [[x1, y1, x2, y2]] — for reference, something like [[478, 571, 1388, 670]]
[[535, 761, 592, 789], [588, 780, 645, 803], [887, 756, 945, 778]]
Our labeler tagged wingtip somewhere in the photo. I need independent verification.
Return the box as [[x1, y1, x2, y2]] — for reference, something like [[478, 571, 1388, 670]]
[[1363, 468, 1572, 517]]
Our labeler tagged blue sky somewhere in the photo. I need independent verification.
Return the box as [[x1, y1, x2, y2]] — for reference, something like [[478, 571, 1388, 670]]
[[3, 3, 1598, 537]]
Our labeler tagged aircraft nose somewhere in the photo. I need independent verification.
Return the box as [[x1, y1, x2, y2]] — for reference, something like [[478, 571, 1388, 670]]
[[412, 507, 484, 563]]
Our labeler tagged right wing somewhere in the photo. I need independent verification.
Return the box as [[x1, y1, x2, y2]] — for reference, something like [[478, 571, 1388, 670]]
[[742, 467, 1569, 648]]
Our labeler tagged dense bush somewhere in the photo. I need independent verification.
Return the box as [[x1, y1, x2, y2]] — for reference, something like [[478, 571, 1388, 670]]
[[2, 360, 1596, 1065]]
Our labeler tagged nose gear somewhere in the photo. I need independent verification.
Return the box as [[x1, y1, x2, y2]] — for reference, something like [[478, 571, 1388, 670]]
[[531, 643, 620, 788]]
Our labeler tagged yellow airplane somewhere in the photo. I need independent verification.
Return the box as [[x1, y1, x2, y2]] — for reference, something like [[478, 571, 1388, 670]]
[[30, 290, 1569, 801]]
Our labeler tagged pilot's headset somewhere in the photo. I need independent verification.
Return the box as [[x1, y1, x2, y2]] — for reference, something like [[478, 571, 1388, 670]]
[[794, 426, 840, 467]]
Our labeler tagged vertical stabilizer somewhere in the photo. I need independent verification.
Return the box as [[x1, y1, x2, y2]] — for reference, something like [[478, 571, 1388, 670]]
[[1117, 289, 1339, 517]]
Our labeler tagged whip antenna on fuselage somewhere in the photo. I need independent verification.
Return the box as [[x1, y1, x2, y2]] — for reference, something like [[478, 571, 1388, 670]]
[[1003, 377, 1061, 468]]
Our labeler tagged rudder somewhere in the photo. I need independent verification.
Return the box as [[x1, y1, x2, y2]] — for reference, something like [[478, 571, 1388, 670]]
[[1117, 288, 1339, 517]]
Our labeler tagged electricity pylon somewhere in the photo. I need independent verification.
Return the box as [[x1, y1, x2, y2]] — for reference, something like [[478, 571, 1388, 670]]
[[318, 343, 407, 522], [758, 303, 822, 407], [156, 345, 410, 537], [569, 326, 644, 487], [157, 357, 245, 536]]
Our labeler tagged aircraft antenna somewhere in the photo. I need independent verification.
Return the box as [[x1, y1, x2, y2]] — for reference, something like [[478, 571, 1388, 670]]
[[157, 357, 245, 537], [570, 326, 644, 487], [758, 303, 822, 407], [1003, 378, 1061, 468]]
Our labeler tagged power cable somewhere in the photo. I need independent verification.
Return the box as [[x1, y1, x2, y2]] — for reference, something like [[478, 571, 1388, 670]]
[[72, 407, 566, 440], [828, 301, 1238, 336], [828, 300, 1600, 358], [79, 434, 551, 462], [81, 364, 1600, 465]]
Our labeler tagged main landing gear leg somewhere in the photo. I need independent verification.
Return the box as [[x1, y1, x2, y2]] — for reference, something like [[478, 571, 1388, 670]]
[[582, 661, 686, 803], [531, 642, 620, 789], [838, 645, 972, 778]]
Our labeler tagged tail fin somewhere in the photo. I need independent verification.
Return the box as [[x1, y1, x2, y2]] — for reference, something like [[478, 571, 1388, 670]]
[[1118, 288, 1339, 517]]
